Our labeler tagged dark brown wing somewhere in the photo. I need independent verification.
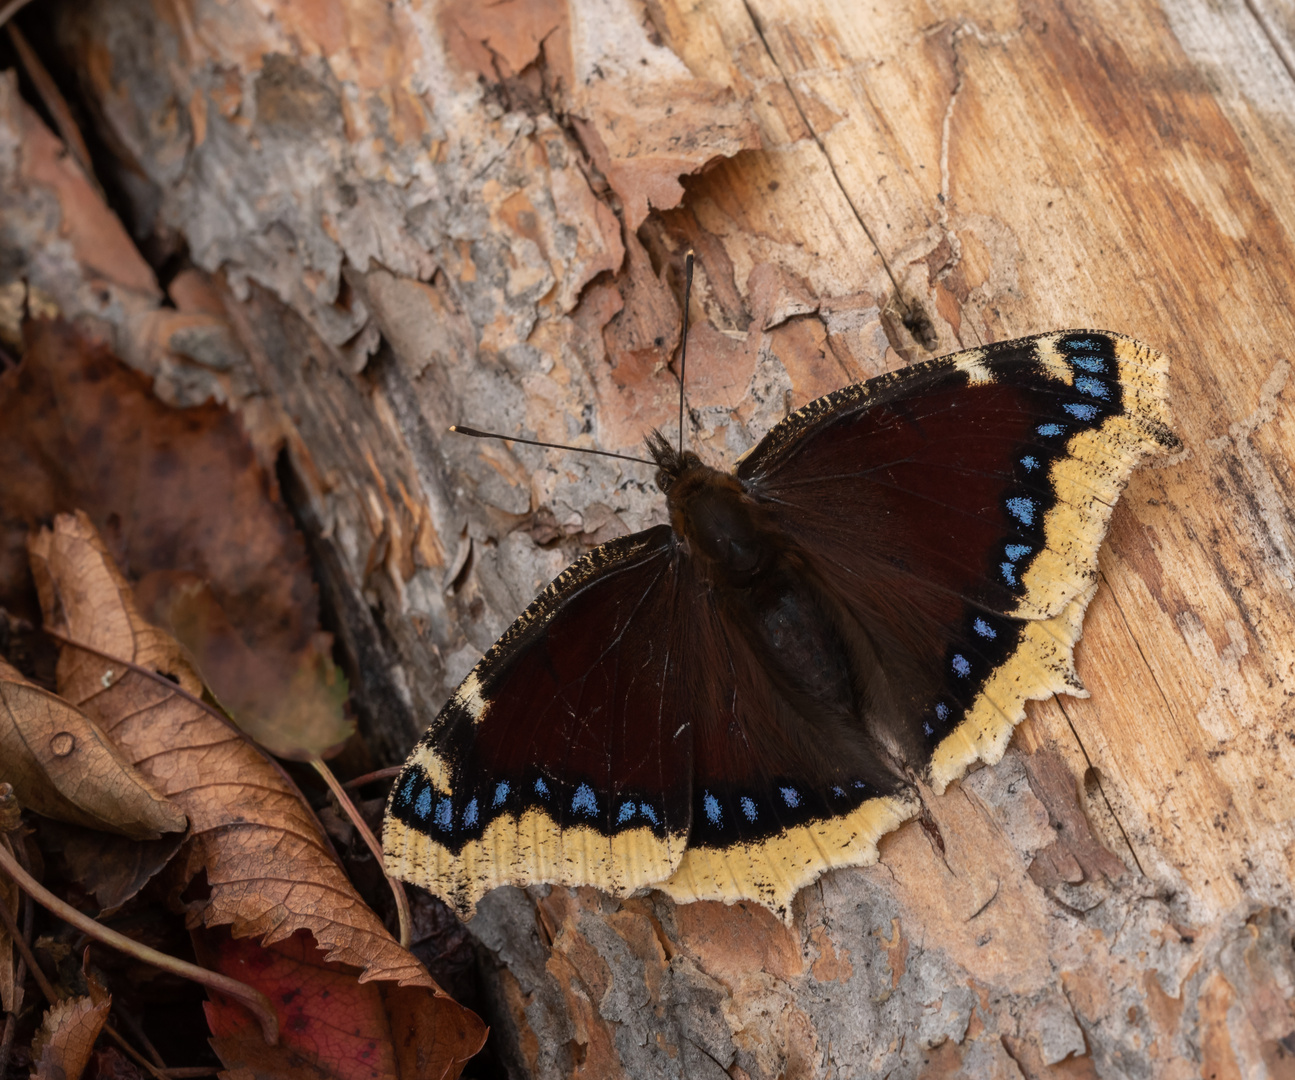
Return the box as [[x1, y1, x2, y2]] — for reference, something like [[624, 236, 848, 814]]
[[736, 330, 1177, 791], [384, 526, 694, 917]]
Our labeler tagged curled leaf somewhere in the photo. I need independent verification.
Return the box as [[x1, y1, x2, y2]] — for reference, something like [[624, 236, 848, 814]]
[[0, 657, 186, 839]]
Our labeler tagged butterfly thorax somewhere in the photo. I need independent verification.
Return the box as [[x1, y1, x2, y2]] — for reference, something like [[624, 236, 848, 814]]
[[646, 429, 872, 746]]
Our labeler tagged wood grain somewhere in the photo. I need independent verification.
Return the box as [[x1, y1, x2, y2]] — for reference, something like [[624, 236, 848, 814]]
[[34, 0, 1295, 1073]]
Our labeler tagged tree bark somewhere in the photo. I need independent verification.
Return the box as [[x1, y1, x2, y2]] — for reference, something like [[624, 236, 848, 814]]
[[9, 0, 1295, 1074]]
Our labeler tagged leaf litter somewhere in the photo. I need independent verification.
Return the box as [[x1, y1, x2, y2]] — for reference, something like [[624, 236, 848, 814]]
[[0, 321, 487, 1077]]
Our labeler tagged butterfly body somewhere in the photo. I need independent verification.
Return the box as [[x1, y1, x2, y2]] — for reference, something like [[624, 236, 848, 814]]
[[384, 330, 1178, 921]]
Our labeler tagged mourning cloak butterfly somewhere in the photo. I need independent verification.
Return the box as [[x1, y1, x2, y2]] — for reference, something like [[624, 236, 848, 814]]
[[383, 329, 1177, 920]]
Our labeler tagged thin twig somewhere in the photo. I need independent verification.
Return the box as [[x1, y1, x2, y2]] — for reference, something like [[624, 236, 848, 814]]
[[312, 757, 413, 950], [0, 861, 57, 1003], [0, 842, 278, 1044], [101, 1024, 169, 1080], [0, 0, 34, 30], [342, 766, 400, 791]]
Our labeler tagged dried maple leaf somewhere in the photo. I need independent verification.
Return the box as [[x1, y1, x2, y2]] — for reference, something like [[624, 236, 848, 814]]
[[0, 657, 186, 840], [199, 928, 487, 1080], [28, 512, 431, 987], [30, 968, 111, 1080]]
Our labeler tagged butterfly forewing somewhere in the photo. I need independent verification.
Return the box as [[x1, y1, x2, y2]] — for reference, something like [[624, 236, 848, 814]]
[[384, 526, 694, 916], [739, 331, 1177, 791]]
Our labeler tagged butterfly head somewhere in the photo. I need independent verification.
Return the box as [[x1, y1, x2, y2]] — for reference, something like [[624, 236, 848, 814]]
[[645, 429, 703, 494]]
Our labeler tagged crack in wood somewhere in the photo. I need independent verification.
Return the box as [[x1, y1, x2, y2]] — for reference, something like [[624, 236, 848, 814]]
[[739, 0, 936, 349]]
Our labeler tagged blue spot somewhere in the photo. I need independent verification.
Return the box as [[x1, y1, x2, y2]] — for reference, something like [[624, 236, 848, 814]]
[[935, 702, 950, 721], [400, 776, 417, 805], [740, 796, 758, 822], [923, 721, 934, 736], [617, 801, 636, 824], [464, 798, 478, 828], [1005, 543, 1032, 561], [534, 778, 549, 798], [1037, 422, 1064, 437], [852, 780, 870, 792], [415, 788, 432, 819], [1021, 454, 1039, 472], [1066, 337, 1102, 352], [1006, 497, 1035, 525], [952, 654, 972, 677], [1001, 561, 1017, 585], [1063, 402, 1099, 420], [435, 797, 453, 830], [1068, 354, 1106, 372], [704, 792, 722, 826], [973, 617, 997, 639], [639, 802, 658, 825], [1075, 375, 1109, 399], [832, 786, 846, 798], [492, 781, 510, 807], [780, 787, 801, 808], [572, 783, 598, 816]]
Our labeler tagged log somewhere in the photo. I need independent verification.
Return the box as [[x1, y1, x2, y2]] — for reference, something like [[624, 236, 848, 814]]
[[13, 0, 1295, 1073]]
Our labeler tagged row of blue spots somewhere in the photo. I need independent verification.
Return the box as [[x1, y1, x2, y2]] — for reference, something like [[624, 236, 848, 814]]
[[1006, 496, 1036, 526]]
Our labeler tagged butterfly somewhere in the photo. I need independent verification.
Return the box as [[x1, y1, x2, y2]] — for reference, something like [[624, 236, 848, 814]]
[[383, 329, 1177, 922]]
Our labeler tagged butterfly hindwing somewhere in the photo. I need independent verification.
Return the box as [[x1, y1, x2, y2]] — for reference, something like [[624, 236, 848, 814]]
[[384, 526, 693, 917], [739, 330, 1177, 792]]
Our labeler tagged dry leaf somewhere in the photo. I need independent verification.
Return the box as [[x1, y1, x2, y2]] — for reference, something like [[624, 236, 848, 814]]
[[139, 572, 353, 760], [29, 512, 431, 987], [200, 928, 488, 1080], [30, 970, 111, 1080], [39, 820, 187, 914], [0, 657, 186, 840]]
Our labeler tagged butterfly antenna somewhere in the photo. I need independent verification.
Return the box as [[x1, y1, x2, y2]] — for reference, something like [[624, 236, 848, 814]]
[[678, 250, 694, 457], [448, 426, 655, 466]]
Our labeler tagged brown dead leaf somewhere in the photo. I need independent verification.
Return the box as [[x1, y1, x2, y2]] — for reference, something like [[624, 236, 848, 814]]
[[39, 819, 186, 914], [31, 969, 111, 1080], [0, 319, 318, 671], [0, 657, 186, 840], [200, 928, 487, 1080], [29, 512, 432, 988], [138, 572, 353, 760]]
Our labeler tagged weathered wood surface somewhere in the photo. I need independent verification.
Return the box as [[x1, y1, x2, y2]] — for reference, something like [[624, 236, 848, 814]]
[[8, 0, 1295, 1074]]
